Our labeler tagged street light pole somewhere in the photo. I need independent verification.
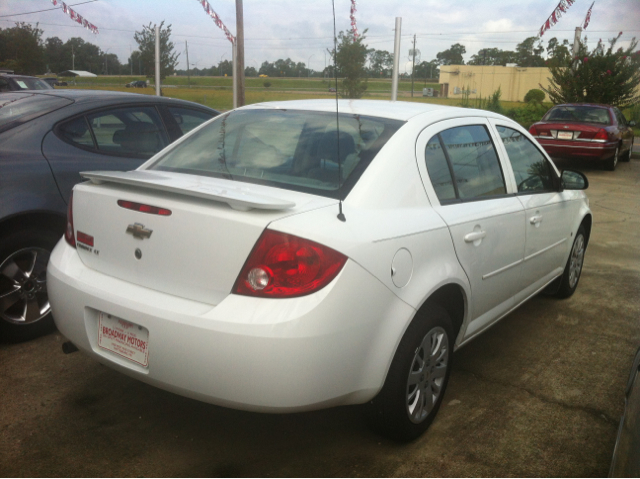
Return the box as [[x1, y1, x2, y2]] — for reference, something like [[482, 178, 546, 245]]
[[308, 54, 315, 77], [235, 0, 245, 107]]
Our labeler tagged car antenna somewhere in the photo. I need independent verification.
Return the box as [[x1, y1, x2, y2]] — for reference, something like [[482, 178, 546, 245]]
[[331, 0, 346, 222]]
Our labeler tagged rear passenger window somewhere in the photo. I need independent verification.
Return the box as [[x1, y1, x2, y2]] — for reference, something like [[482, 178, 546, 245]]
[[425, 125, 506, 203], [167, 107, 214, 135], [88, 107, 168, 157], [58, 117, 95, 147], [497, 126, 555, 193]]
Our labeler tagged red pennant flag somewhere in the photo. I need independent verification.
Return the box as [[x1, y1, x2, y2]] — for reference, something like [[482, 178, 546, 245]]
[[584, 2, 595, 30]]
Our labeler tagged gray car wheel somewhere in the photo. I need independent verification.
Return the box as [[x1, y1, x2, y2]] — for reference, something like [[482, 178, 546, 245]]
[[367, 303, 453, 441], [0, 229, 60, 342]]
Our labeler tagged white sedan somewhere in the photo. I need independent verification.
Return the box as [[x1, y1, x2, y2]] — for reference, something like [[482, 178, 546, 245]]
[[48, 100, 591, 441]]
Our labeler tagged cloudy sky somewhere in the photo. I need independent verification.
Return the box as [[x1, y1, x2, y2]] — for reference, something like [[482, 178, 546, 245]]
[[2, 0, 639, 72]]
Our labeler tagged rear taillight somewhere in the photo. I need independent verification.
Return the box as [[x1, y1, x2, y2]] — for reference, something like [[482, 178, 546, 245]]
[[233, 230, 348, 298], [594, 129, 609, 141], [65, 191, 75, 248], [528, 125, 538, 135]]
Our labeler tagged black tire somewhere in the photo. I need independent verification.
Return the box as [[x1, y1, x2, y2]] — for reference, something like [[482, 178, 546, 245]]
[[554, 226, 587, 299], [367, 303, 454, 442], [0, 229, 61, 342], [606, 146, 619, 171], [620, 138, 633, 162]]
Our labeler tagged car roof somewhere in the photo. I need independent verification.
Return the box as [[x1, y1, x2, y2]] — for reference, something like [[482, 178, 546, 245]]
[[4, 89, 218, 112], [553, 103, 613, 109], [240, 99, 455, 121]]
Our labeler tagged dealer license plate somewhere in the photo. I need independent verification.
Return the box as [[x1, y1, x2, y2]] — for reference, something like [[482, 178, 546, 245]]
[[98, 313, 149, 366], [557, 131, 573, 140]]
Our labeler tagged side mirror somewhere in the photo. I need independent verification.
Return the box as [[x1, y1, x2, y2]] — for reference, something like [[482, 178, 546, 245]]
[[561, 169, 589, 190]]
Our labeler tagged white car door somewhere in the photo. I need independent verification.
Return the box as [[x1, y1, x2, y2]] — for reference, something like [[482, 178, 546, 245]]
[[490, 121, 574, 299], [416, 118, 525, 339]]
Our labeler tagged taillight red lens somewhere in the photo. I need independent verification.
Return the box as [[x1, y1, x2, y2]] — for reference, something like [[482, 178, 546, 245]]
[[64, 191, 76, 248], [118, 200, 171, 216], [594, 129, 609, 140], [233, 230, 348, 298], [528, 125, 538, 135]]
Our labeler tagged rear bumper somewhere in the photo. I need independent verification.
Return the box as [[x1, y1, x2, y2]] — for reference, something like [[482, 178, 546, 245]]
[[48, 239, 414, 412], [534, 138, 617, 161]]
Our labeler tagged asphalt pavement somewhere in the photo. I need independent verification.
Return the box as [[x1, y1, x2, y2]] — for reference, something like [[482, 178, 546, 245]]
[[1, 146, 639, 477]]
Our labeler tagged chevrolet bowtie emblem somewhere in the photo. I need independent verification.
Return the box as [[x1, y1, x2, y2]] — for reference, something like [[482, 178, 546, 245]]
[[126, 223, 153, 239]]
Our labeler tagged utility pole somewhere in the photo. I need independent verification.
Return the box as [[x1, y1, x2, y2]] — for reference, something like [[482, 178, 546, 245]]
[[72, 44, 75, 70], [155, 24, 161, 96], [391, 17, 401, 101], [572, 26, 582, 71], [130, 45, 132, 75], [411, 34, 416, 98], [235, 0, 245, 107], [185, 40, 191, 88]]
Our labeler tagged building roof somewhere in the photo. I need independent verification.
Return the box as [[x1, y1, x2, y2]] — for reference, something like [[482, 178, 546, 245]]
[[57, 70, 98, 77]]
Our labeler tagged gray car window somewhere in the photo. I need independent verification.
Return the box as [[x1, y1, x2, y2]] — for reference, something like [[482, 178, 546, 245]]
[[167, 106, 214, 135], [58, 117, 95, 148], [425, 135, 456, 202], [439, 125, 506, 200], [497, 126, 555, 193], [87, 106, 168, 157]]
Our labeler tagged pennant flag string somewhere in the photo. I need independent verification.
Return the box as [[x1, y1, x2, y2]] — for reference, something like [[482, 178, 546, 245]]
[[583, 1, 595, 30], [196, 0, 235, 44], [538, 0, 576, 37], [50, 0, 98, 34], [350, 0, 359, 39]]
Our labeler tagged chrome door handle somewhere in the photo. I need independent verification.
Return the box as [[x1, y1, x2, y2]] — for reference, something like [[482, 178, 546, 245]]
[[530, 215, 543, 225], [464, 231, 487, 243]]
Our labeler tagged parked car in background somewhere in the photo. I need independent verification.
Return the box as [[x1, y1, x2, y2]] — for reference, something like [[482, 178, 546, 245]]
[[0, 90, 219, 342], [42, 77, 68, 88], [529, 103, 635, 171], [610, 346, 640, 477], [126, 80, 148, 88], [49, 100, 592, 441], [0, 74, 54, 92]]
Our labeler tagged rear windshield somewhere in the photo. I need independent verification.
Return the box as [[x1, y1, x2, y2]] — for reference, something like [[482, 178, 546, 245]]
[[149, 109, 404, 198], [13, 77, 54, 90], [543, 106, 611, 125], [0, 93, 73, 132]]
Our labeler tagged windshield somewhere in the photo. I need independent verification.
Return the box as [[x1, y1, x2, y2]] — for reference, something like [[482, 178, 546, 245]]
[[149, 109, 404, 198], [0, 93, 73, 132], [543, 106, 612, 125], [13, 77, 54, 90]]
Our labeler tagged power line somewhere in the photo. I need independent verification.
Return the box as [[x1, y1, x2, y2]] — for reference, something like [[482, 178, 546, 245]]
[[0, 0, 99, 18]]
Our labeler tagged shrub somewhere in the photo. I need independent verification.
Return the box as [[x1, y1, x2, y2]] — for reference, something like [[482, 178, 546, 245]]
[[263, 81, 271, 88], [506, 102, 549, 129], [524, 88, 545, 103]]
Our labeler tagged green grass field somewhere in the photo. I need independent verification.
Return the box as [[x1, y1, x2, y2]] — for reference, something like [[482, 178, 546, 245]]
[[53, 75, 528, 112]]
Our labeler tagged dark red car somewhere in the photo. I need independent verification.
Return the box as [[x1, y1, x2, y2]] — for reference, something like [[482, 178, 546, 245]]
[[529, 104, 635, 171]]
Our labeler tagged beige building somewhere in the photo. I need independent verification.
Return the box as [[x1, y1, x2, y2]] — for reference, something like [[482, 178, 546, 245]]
[[439, 65, 553, 102]]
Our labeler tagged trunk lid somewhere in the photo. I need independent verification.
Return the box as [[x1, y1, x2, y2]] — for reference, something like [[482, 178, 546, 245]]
[[71, 171, 336, 305], [532, 122, 606, 140]]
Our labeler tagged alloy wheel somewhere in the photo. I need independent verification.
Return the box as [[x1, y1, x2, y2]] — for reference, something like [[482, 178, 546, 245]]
[[406, 326, 449, 424], [0, 247, 51, 325], [569, 234, 585, 289]]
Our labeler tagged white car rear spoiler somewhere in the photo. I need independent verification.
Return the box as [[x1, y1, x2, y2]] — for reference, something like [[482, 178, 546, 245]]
[[80, 170, 296, 212]]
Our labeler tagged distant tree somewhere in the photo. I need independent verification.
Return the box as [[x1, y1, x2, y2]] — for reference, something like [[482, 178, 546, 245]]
[[436, 43, 466, 65], [0, 23, 45, 75], [331, 29, 368, 98], [43, 36, 65, 73], [245, 66, 257, 77], [218, 59, 233, 76], [515, 37, 545, 67], [413, 60, 439, 82], [468, 48, 517, 66], [127, 50, 143, 75], [62, 38, 102, 73], [545, 37, 572, 67], [542, 33, 640, 108], [134, 21, 179, 80], [368, 49, 393, 77]]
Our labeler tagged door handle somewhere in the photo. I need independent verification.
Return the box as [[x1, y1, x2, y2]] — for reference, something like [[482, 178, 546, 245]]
[[530, 215, 543, 225], [464, 231, 487, 243]]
